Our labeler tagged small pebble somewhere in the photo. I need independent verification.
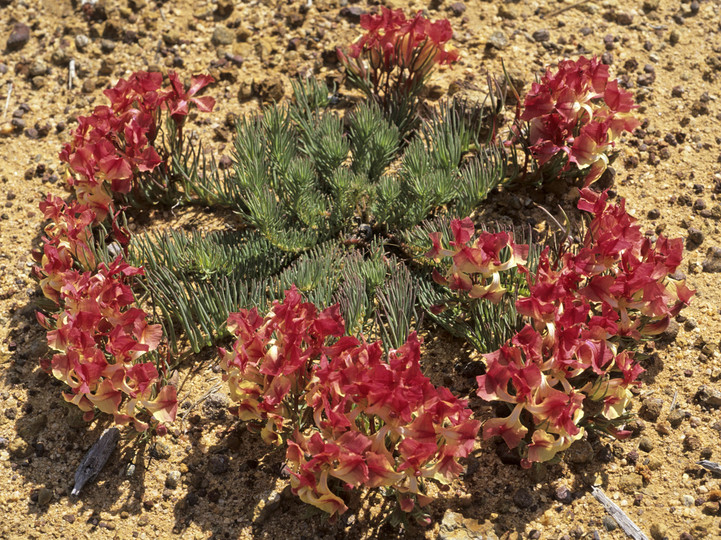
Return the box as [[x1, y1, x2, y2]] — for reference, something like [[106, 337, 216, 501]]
[[687, 228, 704, 246], [7, 23, 30, 51], [602, 515, 617, 531], [532, 29, 550, 43], [165, 470, 181, 490]]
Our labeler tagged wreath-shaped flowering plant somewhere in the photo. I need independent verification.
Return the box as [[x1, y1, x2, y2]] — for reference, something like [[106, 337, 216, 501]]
[[32, 7, 693, 523]]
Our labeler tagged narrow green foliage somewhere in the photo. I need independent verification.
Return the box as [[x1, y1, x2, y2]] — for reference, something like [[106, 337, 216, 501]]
[[129, 76, 518, 354], [375, 264, 419, 350], [348, 101, 400, 183]]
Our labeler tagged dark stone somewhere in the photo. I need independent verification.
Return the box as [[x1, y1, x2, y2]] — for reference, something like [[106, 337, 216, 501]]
[[202, 392, 229, 420], [513, 488, 535, 509], [602, 516, 618, 531], [687, 228, 704, 246], [532, 29, 550, 43], [7, 23, 30, 51], [658, 319, 679, 342], [565, 440, 594, 464], [615, 12, 633, 25], [449, 3, 466, 16], [695, 385, 721, 407], [339, 7, 365, 23], [647, 208, 661, 219], [208, 454, 229, 475], [666, 408, 686, 428], [555, 485, 572, 503], [638, 396, 660, 422], [702, 247, 721, 272], [638, 437, 655, 452]]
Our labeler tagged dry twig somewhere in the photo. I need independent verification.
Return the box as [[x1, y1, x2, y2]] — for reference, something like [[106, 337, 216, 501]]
[[592, 486, 649, 540], [542, 0, 593, 19]]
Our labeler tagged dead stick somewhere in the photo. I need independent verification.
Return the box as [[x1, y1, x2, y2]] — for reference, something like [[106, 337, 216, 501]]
[[72, 427, 121, 496], [3, 82, 12, 120], [592, 486, 649, 540], [542, 0, 593, 19], [68, 60, 76, 90], [180, 380, 222, 424]]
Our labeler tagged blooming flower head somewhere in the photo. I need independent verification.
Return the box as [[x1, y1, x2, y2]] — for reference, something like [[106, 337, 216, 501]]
[[521, 56, 640, 185]]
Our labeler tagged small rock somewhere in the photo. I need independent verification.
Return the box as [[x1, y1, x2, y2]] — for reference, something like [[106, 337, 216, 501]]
[[512, 488, 535, 509], [618, 473, 644, 494], [253, 487, 286, 524], [255, 78, 285, 102], [29, 60, 48, 78], [202, 392, 229, 420], [31, 76, 46, 89], [16, 414, 47, 440], [564, 439, 593, 464], [339, 7, 365, 24], [699, 205, 721, 220], [7, 23, 30, 51], [165, 470, 181, 490], [449, 2, 466, 16], [151, 441, 171, 460], [659, 319, 679, 342], [37, 487, 52, 506], [639, 397, 664, 421], [683, 433, 701, 451], [100, 39, 116, 53], [643, 0, 660, 11], [75, 34, 90, 51], [647, 208, 661, 219], [696, 385, 721, 407], [532, 29, 550, 43], [687, 228, 704, 246], [208, 454, 229, 475], [438, 509, 492, 540], [615, 12, 634, 25], [702, 501, 720, 515], [666, 408, 685, 428], [212, 25, 235, 47], [701, 247, 721, 273], [682, 494, 695, 507], [555, 485, 572, 503], [215, 0, 234, 18], [51, 48, 70, 66], [82, 79, 96, 94], [8, 437, 32, 459], [638, 437, 655, 452], [486, 30, 508, 50], [62, 514, 76, 524], [602, 515, 617, 531]]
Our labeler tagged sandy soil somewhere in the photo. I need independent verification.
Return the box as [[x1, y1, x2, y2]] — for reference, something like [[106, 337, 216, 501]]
[[0, 1, 720, 539]]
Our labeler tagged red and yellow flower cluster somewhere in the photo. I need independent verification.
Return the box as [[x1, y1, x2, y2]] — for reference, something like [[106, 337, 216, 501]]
[[59, 71, 214, 221], [220, 287, 479, 516], [426, 218, 529, 303], [464, 189, 692, 466], [337, 7, 458, 96], [34, 196, 175, 431], [521, 56, 640, 185], [35, 72, 215, 431]]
